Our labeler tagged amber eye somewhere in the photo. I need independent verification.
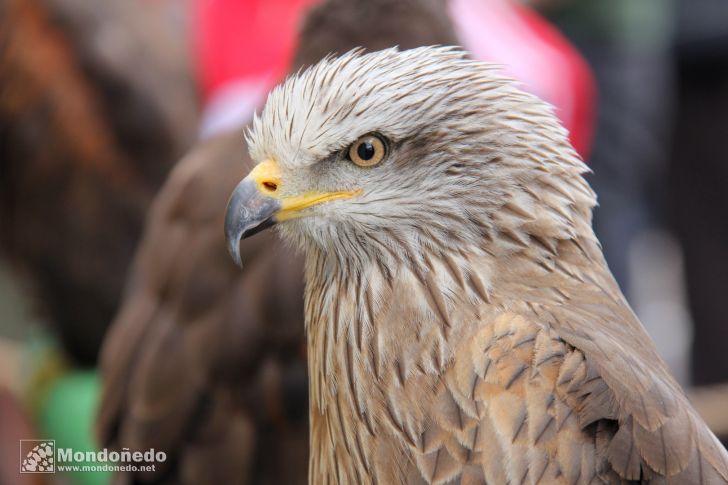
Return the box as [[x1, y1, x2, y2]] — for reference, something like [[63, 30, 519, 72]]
[[348, 134, 387, 167]]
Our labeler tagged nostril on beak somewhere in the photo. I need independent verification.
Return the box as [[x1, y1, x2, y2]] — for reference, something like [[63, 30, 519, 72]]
[[262, 181, 278, 193]]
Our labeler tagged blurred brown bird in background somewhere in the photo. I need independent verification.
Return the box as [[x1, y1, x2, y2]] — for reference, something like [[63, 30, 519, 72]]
[[0, 0, 197, 365], [226, 46, 728, 483], [97, 0, 457, 483]]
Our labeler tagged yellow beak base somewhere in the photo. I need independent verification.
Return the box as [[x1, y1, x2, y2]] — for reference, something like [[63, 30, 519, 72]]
[[246, 159, 361, 221]]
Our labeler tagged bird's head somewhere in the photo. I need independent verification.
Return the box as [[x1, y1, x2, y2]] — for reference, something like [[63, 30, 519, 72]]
[[226, 47, 594, 270]]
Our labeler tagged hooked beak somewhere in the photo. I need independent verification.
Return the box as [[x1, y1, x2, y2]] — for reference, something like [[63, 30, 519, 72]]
[[224, 177, 280, 266], [224, 159, 361, 267]]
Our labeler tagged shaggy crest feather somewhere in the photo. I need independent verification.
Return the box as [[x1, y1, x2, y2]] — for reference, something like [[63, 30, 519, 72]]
[[250, 46, 593, 270]]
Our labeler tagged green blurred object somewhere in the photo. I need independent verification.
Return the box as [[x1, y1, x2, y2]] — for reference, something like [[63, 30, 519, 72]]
[[544, 0, 674, 48], [38, 370, 110, 485]]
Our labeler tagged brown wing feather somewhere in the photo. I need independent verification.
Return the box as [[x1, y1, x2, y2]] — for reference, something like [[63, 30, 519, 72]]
[[97, 133, 308, 484], [404, 306, 727, 484], [534, 237, 728, 483], [413, 235, 728, 484]]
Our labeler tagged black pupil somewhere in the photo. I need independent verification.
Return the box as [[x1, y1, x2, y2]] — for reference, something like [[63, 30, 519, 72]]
[[357, 141, 376, 161]]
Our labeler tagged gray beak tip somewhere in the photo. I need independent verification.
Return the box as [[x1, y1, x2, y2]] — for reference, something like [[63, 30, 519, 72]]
[[224, 178, 280, 267], [227, 233, 244, 268]]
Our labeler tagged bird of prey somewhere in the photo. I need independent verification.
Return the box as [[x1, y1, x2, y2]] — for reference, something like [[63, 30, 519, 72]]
[[97, 1, 457, 483], [225, 47, 728, 484]]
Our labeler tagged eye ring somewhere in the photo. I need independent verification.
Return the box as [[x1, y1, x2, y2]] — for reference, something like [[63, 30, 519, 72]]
[[348, 134, 387, 167]]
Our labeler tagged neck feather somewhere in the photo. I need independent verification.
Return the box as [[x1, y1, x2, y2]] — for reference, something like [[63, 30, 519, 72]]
[[300, 160, 600, 482]]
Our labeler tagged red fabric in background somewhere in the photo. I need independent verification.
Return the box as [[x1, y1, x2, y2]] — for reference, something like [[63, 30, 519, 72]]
[[450, 0, 595, 158], [194, 0, 317, 102], [513, 3, 595, 159]]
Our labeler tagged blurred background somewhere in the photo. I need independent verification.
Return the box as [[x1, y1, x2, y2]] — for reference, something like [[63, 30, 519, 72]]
[[0, 0, 726, 483]]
